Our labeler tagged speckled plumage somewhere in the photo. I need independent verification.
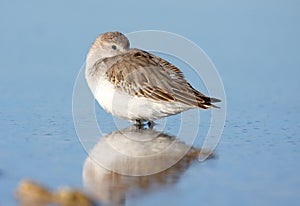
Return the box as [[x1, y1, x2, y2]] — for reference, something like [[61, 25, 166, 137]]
[[85, 31, 220, 122]]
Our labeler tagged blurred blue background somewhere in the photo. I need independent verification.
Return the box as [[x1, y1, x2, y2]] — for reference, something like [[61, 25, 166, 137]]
[[0, 0, 299, 205]]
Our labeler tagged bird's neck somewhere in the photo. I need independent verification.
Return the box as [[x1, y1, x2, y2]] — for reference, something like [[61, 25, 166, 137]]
[[86, 49, 103, 68], [85, 50, 106, 94]]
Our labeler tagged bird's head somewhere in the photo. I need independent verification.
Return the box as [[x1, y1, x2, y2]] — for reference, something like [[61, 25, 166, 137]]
[[87, 31, 130, 60]]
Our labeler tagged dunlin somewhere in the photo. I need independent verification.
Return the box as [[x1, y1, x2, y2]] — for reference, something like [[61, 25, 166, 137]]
[[85, 32, 220, 125]]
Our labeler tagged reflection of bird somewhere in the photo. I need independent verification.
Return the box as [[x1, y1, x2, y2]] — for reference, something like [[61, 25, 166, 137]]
[[85, 31, 221, 125], [83, 126, 211, 205]]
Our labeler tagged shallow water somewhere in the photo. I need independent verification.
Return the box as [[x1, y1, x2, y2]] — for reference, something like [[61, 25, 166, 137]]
[[1, 1, 300, 206]]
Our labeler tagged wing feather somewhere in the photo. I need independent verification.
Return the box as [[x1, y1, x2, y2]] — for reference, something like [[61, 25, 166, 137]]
[[104, 49, 220, 108]]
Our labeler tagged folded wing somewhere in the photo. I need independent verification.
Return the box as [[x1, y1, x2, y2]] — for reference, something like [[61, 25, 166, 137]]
[[103, 49, 221, 109]]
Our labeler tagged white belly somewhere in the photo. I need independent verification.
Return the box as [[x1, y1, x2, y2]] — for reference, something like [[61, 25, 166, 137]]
[[94, 79, 191, 121]]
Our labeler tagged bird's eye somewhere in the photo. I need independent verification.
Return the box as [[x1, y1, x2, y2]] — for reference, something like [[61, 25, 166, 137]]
[[112, 45, 117, 50]]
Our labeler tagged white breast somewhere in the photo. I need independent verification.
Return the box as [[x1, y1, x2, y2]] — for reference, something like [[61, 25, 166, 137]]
[[94, 79, 191, 121]]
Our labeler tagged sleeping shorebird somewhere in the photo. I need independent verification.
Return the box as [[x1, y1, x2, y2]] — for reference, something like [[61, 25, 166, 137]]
[[85, 31, 220, 126]]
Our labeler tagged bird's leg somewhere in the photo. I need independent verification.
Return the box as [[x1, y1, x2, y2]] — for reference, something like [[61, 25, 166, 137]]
[[147, 121, 154, 129], [135, 120, 154, 129], [134, 119, 142, 128]]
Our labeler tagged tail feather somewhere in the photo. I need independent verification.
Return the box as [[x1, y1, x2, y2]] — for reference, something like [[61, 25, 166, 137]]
[[196, 95, 221, 109], [189, 85, 221, 109], [198, 101, 220, 109], [172, 83, 221, 109], [209, 97, 221, 103]]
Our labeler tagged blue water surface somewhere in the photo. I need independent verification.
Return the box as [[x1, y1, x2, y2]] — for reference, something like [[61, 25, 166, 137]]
[[0, 1, 300, 205]]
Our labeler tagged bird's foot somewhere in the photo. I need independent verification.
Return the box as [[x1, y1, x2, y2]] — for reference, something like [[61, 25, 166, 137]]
[[134, 120, 154, 129], [147, 121, 154, 129], [134, 119, 142, 128]]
